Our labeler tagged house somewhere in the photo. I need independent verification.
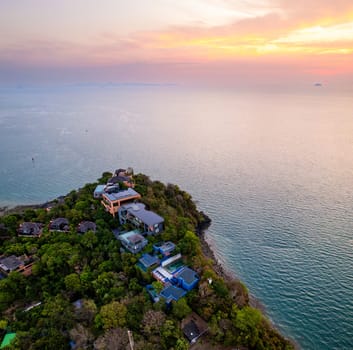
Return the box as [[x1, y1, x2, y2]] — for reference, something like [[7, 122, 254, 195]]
[[160, 284, 187, 303], [77, 221, 96, 234], [108, 167, 135, 188], [93, 185, 106, 198], [172, 266, 199, 291], [0, 255, 24, 274], [107, 175, 134, 188], [0, 255, 34, 276], [152, 266, 174, 284], [114, 167, 133, 177], [18, 222, 43, 237], [118, 203, 164, 234], [137, 253, 160, 271], [146, 285, 160, 303], [181, 313, 208, 344], [118, 230, 148, 254], [161, 253, 183, 272], [49, 218, 70, 232], [153, 241, 176, 256], [101, 188, 141, 217], [108, 168, 134, 187]]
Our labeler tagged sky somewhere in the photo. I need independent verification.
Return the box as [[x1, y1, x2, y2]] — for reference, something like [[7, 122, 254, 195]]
[[1, 0, 353, 87]]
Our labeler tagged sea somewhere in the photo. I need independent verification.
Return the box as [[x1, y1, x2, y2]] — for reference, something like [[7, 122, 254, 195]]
[[1, 84, 353, 349]]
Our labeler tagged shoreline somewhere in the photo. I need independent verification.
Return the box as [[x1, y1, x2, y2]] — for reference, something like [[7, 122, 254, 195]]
[[197, 226, 300, 350]]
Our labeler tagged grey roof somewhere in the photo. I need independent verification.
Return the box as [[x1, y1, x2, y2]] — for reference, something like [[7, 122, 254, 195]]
[[114, 168, 126, 176], [175, 267, 199, 284], [49, 218, 69, 231], [183, 320, 200, 342], [104, 188, 140, 201], [94, 185, 106, 192], [139, 254, 160, 268], [18, 222, 42, 235], [128, 233, 144, 244], [77, 221, 96, 233], [0, 255, 24, 272], [108, 175, 131, 184], [122, 203, 164, 226]]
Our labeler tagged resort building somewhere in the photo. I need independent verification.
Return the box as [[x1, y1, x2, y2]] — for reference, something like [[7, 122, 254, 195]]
[[160, 284, 187, 303], [181, 313, 208, 344], [18, 222, 43, 237], [117, 230, 148, 254], [118, 203, 164, 234], [107, 168, 135, 188], [93, 185, 106, 198], [153, 241, 176, 257], [0, 255, 34, 276], [101, 188, 141, 216], [49, 218, 70, 232], [148, 250, 199, 303], [172, 266, 200, 291], [77, 221, 96, 234], [137, 253, 160, 271]]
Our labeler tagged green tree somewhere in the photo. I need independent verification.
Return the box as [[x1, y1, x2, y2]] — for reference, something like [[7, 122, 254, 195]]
[[97, 301, 127, 329], [172, 298, 192, 320], [64, 273, 82, 294], [175, 338, 189, 350], [233, 306, 262, 347], [178, 230, 201, 256]]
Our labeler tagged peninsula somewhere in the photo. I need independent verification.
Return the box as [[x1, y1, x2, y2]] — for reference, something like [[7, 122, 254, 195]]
[[0, 170, 294, 349]]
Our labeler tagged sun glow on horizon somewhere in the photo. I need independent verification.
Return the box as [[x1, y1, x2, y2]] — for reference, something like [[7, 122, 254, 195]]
[[1, 0, 353, 85]]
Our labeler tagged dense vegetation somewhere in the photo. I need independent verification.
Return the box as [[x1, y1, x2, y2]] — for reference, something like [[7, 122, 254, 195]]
[[0, 172, 294, 350]]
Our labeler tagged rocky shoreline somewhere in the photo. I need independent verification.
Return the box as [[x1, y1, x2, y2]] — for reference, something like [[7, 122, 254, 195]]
[[197, 213, 299, 350]]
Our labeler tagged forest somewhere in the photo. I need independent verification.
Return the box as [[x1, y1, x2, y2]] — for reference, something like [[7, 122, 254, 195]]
[[0, 171, 294, 350]]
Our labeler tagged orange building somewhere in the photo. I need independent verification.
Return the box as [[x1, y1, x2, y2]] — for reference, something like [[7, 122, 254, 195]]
[[101, 188, 141, 216]]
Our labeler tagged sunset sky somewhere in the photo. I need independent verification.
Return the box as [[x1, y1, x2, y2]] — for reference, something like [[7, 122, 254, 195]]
[[1, 0, 353, 86]]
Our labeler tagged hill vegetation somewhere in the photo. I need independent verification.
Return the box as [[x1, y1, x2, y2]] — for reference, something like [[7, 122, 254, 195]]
[[0, 172, 294, 350]]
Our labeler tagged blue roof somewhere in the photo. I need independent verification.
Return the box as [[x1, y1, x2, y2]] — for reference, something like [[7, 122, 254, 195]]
[[160, 285, 186, 301], [104, 188, 140, 201], [94, 185, 106, 192], [175, 267, 199, 285], [122, 203, 164, 226], [139, 253, 160, 268]]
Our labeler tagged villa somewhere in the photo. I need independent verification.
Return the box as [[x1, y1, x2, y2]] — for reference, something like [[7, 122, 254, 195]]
[[172, 266, 200, 291], [160, 284, 187, 303], [49, 218, 70, 232], [148, 249, 199, 303], [181, 313, 208, 344], [107, 168, 135, 188], [93, 185, 106, 198], [137, 253, 160, 271], [18, 222, 43, 237], [118, 230, 148, 254], [153, 241, 176, 257], [77, 221, 96, 234], [101, 188, 141, 216], [118, 202, 164, 234], [0, 255, 34, 276]]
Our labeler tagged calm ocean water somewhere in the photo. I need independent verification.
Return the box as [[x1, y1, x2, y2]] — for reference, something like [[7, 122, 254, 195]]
[[1, 85, 353, 349]]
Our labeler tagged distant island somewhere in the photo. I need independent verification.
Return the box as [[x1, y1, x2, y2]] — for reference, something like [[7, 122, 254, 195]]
[[0, 169, 294, 349]]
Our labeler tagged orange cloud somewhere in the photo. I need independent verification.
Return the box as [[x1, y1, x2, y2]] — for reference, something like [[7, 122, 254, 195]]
[[1, 0, 353, 85]]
